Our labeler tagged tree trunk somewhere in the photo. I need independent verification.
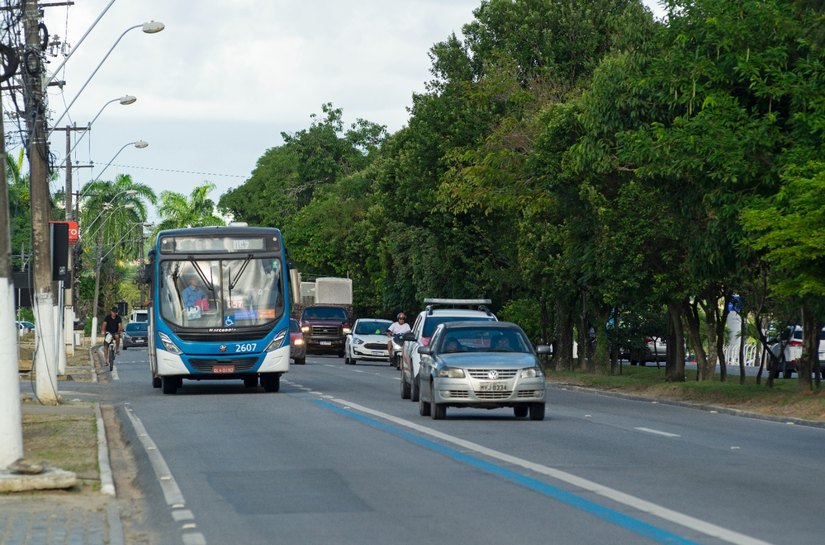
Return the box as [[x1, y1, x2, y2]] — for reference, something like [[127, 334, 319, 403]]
[[555, 299, 575, 372], [738, 312, 747, 385], [666, 301, 686, 382], [578, 291, 589, 372], [716, 296, 730, 383], [681, 299, 708, 380], [799, 306, 815, 391], [700, 297, 719, 381]]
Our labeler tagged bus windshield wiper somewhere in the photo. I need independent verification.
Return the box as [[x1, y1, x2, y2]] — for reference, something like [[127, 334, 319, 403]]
[[189, 257, 215, 292], [229, 254, 253, 290]]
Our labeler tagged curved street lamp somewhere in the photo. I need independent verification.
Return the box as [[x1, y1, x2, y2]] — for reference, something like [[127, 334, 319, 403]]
[[88, 139, 149, 186], [60, 95, 137, 220], [63, 95, 137, 161], [51, 21, 165, 129]]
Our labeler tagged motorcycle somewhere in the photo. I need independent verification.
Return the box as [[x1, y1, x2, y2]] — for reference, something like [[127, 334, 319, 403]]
[[390, 333, 406, 369]]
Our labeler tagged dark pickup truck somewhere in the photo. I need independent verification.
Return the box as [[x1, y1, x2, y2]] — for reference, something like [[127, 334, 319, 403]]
[[299, 304, 352, 357]]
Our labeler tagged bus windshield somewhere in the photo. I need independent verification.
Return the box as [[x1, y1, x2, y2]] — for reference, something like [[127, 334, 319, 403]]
[[159, 256, 284, 329]]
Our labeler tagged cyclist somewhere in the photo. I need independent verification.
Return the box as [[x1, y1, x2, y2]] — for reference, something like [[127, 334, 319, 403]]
[[101, 306, 123, 356]]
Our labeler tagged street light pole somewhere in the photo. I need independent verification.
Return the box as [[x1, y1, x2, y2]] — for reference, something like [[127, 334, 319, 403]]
[[56, 94, 137, 221], [50, 21, 164, 129], [89, 140, 148, 185], [40, 0, 120, 92]]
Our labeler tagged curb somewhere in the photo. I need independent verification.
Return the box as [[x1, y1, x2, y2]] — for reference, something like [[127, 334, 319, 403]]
[[94, 403, 116, 496], [548, 383, 825, 429]]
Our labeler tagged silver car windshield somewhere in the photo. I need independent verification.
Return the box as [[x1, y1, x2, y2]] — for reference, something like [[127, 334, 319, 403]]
[[436, 328, 531, 354], [159, 257, 284, 328]]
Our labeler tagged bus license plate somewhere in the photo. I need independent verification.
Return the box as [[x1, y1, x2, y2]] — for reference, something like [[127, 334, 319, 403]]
[[213, 365, 235, 374], [479, 381, 507, 391]]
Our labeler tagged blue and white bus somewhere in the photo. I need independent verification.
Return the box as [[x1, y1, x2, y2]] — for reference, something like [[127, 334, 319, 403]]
[[147, 226, 290, 394]]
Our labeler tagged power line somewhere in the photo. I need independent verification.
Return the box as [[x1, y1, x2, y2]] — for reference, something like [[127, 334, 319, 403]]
[[108, 163, 248, 179]]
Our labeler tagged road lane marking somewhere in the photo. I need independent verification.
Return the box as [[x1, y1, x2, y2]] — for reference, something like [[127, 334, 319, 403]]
[[635, 427, 681, 438], [124, 405, 208, 545], [316, 397, 773, 545]]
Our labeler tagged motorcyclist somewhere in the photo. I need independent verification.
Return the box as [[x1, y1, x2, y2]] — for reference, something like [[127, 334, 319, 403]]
[[386, 312, 411, 362]]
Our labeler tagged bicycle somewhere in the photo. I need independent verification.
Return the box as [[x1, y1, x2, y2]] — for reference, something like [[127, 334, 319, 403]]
[[103, 332, 115, 371]]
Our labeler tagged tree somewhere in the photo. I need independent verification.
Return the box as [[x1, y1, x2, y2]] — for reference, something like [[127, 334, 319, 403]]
[[742, 163, 825, 390], [154, 182, 225, 234]]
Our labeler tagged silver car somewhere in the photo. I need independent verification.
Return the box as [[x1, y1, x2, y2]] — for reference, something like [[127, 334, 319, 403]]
[[417, 321, 551, 421]]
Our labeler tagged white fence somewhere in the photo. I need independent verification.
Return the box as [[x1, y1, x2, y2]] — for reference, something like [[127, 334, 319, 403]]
[[723, 342, 760, 367]]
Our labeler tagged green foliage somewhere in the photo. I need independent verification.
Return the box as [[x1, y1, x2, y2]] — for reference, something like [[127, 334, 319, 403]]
[[214, 1, 825, 389], [154, 182, 225, 235], [741, 162, 825, 300], [498, 298, 542, 344]]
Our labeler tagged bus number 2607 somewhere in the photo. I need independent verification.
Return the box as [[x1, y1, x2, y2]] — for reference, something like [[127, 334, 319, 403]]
[[235, 343, 257, 353]]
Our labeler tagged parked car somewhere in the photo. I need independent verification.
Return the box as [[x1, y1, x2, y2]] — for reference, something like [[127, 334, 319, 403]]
[[122, 321, 149, 349], [16, 320, 35, 336], [417, 321, 551, 420], [344, 318, 392, 365], [625, 336, 667, 365], [290, 318, 306, 365], [769, 325, 825, 378], [401, 299, 497, 402]]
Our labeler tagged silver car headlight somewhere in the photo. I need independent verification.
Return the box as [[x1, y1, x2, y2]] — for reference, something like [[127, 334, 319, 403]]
[[520, 367, 544, 379], [353, 337, 365, 345], [158, 332, 182, 355], [437, 367, 466, 378], [266, 328, 288, 352]]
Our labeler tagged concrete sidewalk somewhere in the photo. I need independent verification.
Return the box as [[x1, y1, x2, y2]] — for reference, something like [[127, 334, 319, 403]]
[[1, 347, 124, 545]]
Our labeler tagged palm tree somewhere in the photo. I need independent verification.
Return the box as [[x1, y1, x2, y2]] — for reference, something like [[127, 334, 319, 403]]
[[6, 149, 31, 271], [153, 182, 226, 237], [79, 174, 157, 262]]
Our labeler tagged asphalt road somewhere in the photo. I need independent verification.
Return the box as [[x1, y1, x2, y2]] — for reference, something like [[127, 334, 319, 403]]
[[106, 348, 823, 545]]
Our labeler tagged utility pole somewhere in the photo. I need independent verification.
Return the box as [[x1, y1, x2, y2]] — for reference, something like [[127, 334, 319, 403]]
[[0, 71, 25, 468], [23, 0, 58, 404], [53, 125, 87, 358]]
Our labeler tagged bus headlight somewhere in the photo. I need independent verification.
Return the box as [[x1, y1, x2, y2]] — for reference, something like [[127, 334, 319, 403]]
[[266, 328, 288, 352], [158, 332, 182, 355]]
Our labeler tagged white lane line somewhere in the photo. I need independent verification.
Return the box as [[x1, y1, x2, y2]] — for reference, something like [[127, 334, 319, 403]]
[[635, 427, 681, 438], [325, 396, 772, 545], [124, 405, 208, 545]]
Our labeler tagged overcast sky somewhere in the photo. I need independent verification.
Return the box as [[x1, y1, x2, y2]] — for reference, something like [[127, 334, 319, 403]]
[[36, 0, 665, 214]]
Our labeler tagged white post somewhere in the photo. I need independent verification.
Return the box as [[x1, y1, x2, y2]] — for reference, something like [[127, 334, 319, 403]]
[[56, 282, 66, 375], [91, 317, 99, 346], [0, 280, 24, 467], [34, 293, 59, 404], [64, 305, 75, 356]]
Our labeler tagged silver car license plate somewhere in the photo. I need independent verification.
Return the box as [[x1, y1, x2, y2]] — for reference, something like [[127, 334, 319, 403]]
[[479, 381, 507, 391]]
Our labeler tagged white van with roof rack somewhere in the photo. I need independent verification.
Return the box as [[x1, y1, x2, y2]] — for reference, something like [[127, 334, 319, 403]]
[[399, 298, 496, 402]]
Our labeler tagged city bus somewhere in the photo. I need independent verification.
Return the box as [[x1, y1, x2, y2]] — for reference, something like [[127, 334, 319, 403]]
[[146, 225, 290, 394]]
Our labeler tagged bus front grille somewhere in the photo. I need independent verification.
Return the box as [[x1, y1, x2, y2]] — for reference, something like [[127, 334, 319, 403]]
[[188, 358, 258, 372]]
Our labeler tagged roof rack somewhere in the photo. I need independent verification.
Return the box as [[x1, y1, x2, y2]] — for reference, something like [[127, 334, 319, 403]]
[[423, 298, 493, 316]]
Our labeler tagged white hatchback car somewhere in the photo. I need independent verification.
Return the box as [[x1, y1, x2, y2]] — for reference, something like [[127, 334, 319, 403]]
[[400, 299, 497, 402], [344, 318, 393, 365]]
